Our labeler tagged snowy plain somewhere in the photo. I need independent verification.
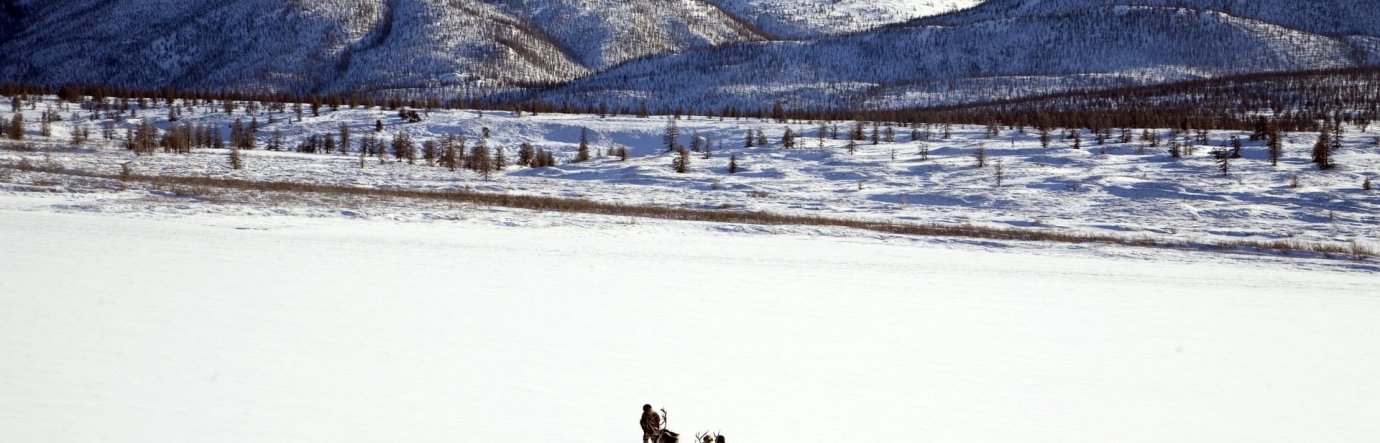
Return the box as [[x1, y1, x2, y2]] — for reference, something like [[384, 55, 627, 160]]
[[4, 98, 1376, 252], [2, 202, 1379, 443], [2, 97, 1380, 442]]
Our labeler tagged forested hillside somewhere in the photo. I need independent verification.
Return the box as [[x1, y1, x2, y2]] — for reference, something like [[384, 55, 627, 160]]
[[533, 6, 1372, 112], [704, 0, 981, 38], [1, 0, 1377, 111], [0, 0, 767, 96], [912, 0, 1380, 38]]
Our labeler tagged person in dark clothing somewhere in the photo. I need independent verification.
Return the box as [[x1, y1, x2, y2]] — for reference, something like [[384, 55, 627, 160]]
[[640, 404, 662, 443]]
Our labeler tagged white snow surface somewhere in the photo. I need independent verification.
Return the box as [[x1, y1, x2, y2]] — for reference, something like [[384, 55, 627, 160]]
[[4, 97, 1380, 442], [4, 98, 1376, 251], [2, 197, 1379, 443], [707, 0, 983, 38]]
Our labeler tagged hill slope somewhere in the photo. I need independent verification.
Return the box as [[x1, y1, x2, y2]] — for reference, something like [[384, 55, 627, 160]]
[[1, 0, 1377, 109], [476, 0, 769, 69], [912, 0, 1380, 38], [532, 5, 1371, 110], [0, 0, 766, 95], [705, 0, 982, 38]]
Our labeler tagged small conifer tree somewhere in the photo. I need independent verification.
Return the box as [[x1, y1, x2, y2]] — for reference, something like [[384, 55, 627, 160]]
[[673, 147, 690, 173], [230, 145, 244, 170], [1267, 128, 1283, 166], [1313, 131, 1334, 170], [663, 119, 680, 152]]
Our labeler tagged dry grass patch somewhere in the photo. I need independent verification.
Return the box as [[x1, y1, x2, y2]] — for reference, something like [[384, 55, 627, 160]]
[[6, 164, 1375, 260]]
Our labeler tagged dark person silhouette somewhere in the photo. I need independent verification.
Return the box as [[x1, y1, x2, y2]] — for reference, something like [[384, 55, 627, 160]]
[[640, 404, 662, 443]]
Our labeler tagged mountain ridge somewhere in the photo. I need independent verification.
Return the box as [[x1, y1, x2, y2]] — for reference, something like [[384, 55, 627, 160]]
[[1, 0, 1376, 110], [528, 4, 1372, 111]]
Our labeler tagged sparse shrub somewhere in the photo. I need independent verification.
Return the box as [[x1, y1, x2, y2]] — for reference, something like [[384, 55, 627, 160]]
[[1, 141, 36, 152], [398, 109, 423, 123]]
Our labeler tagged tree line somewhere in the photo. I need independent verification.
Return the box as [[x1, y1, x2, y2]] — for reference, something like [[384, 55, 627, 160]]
[[5, 66, 1379, 134]]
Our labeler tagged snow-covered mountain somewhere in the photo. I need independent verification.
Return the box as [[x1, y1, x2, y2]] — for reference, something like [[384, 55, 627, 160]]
[[1, 0, 1377, 109], [913, 0, 1380, 38], [531, 4, 1374, 110], [704, 0, 982, 39], [0, 0, 577, 94], [476, 0, 769, 69], [0, 0, 766, 95]]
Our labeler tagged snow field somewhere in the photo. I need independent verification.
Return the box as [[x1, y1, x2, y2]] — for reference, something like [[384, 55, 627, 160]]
[[1, 207, 1378, 443], [4, 98, 1377, 254], [3, 96, 1379, 442]]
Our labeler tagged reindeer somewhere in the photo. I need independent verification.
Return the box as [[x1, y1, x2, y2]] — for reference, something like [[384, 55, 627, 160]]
[[654, 408, 724, 443], [695, 431, 725, 443], [654, 409, 679, 443]]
